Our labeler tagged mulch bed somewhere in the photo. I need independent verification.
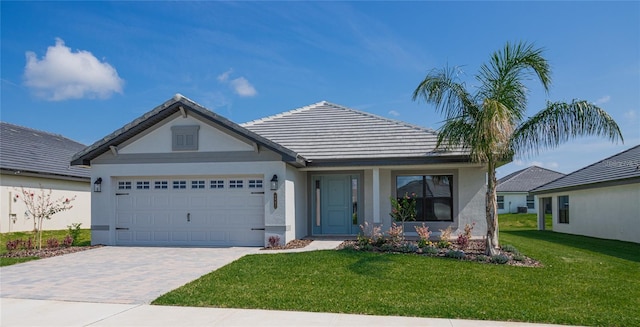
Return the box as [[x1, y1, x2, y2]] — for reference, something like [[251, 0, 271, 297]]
[[261, 239, 313, 250], [1, 245, 102, 259], [337, 239, 542, 267]]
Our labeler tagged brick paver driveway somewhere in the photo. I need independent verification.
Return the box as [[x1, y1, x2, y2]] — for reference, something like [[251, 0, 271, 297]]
[[0, 246, 259, 304]]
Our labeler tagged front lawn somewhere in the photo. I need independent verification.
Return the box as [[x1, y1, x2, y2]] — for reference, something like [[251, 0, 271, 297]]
[[154, 214, 640, 327], [0, 229, 91, 267]]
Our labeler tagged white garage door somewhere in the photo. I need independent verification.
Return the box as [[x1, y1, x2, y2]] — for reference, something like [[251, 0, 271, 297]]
[[115, 176, 265, 246]]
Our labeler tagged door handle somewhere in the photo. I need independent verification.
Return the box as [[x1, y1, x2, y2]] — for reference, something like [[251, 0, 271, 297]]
[[187, 213, 191, 222]]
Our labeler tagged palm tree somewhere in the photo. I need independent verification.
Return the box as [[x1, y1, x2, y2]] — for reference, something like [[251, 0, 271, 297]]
[[413, 41, 623, 255]]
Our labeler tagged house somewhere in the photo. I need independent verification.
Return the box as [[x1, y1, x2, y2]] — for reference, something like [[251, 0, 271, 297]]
[[0, 122, 91, 233], [497, 166, 565, 214], [531, 145, 640, 243], [71, 95, 488, 247]]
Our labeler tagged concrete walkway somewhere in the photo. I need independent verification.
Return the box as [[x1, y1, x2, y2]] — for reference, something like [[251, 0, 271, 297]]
[[0, 298, 576, 327]]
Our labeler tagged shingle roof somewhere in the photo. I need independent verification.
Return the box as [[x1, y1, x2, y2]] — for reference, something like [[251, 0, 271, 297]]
[[532, 145, 640, 193], [242, 101, 468, 163], [497, 166, 565, 192], [71, 94, 304, 167], [1, 122, 89, 180]]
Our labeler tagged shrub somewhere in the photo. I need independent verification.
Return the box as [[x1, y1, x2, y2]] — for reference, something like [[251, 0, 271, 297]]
[[46, 238, 59, 249], [513, 253, 526, 262], [476, 254, 489, 262], [390, 193, 417, 224], [414, 223, 432, 247], [491, 254, 509, 264], [386, 222, 404, 245], [437, 227, 452, 248], [456, 222, 475, 250], [446, 249, 466, 259], [267, 235, 281, 248], [380, 243, 395, 252], [502, 244, 520, 254], [67, 223, 82, 246], [6, 239, 20, 251], [62, 235, 74, 247], [358, 222, 383, 246], [422, 245, 439, 255], [399, 242, 418, 253]]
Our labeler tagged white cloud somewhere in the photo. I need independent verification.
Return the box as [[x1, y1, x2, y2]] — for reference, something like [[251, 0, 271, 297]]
[[388, 110, 399, 117], [512, 159, 525, 166], [624, 110, 637, 121], [229, 77, 257, 97], [217, 69, 257, 97], [23, 38, 124, 101], [594, 95, 611, 105]]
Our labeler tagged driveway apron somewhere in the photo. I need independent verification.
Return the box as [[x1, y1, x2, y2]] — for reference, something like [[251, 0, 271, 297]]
[[0, 246, 259, 304]]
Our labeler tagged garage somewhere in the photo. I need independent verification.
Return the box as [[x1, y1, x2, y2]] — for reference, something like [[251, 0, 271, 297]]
[[115, 176, 265, 246]]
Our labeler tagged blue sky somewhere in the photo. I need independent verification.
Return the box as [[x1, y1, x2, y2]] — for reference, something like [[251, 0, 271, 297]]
[[1, 1, 638, 177]]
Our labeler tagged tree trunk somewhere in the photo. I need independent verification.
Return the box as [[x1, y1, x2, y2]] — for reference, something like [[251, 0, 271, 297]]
[[485, 160, 499, 256]]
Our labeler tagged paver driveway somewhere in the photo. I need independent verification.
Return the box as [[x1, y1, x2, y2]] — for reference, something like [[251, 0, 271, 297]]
[[0, 246, 259, 304]]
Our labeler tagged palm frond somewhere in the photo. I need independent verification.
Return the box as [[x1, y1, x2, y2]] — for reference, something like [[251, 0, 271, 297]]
[[511, 100, 624, 157], [412, 66, 475, 121]]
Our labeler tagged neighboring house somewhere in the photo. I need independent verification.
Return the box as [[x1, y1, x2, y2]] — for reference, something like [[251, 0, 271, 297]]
[[71, 95, 488, 247], [0, 122, 91, 233], [496, 166, 565, 214], [531, 145, 640, 243]]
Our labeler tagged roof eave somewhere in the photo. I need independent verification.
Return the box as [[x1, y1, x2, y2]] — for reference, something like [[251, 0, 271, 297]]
[[531, 176, 640, 195]]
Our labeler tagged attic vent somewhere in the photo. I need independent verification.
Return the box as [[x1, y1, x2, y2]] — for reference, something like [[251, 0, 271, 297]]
[[171, 125, 199, 151]]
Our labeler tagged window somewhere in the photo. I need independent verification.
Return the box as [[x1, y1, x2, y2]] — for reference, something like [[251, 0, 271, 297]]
[[558, 195, 569, 224], [210, 180, 224, 189], [526, 195, 535, 209], [396, 175, 453, 221], [136, 181, 150, 190], [191, 180, 205, 189], [229, 180, 243, 188], [248, 179, 263, 188], [497, 195, 505, 210], [118, 181, 131, 190], [171, 125, 199, 151], [154, 181, 168, 189], [172, 180, 187, 189]]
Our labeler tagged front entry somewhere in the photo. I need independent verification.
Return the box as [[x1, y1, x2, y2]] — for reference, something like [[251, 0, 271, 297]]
[[312, 174, 359, 235]]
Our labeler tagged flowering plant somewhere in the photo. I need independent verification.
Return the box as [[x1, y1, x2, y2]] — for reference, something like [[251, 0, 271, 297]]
[[389, 192, 417, 223]]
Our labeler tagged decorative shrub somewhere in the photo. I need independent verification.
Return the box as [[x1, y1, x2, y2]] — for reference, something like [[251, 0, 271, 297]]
[[390, 193, 417, 223], [446, 249, 466, 259], [502, 244, 520, 254], [6, 239, 20, 251], [46, 238, 59, 249], [358, 222, 383, 246], [67, 223, 82, 246], [422, 245, 439, 255], [62, 235, 74, 247], [414, 223, 432, 247], [380, 243, 395, 252], [386, 222, 404, 245], [456, 222, 475, 250], [399, 242, 418, 253], [491, 254, 510, 264], [437, 227, 452, 248], [476, 254, 489, 262], [513, 253, 526, 262], [267, 235, 281, 248]]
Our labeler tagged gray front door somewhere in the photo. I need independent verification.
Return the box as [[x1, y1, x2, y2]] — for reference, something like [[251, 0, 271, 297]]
[[313, 174, 355, 235]]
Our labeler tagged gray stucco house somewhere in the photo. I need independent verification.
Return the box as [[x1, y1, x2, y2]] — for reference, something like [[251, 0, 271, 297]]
[[0, 122, 91, 233], [72, 95, 488, 247], [497, 166, 565, 214], [532, 145, 640, 243]]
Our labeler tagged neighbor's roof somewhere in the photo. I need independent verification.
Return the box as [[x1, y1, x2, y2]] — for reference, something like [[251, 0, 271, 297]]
[[532, 144, 640, 194], [497, 165, 565, 193], [71, 94, 304, 167], [0, 122, 89, 180], [242, 101, 469, 165]]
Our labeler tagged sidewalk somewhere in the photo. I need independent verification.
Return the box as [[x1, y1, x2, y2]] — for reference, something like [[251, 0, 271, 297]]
[[0, 298, 577, 327]]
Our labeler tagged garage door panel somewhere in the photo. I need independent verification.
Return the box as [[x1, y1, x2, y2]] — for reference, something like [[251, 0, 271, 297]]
[[154, 231, 169, 242], [171, 231, 189, 242], [135, 231, 152, 242]]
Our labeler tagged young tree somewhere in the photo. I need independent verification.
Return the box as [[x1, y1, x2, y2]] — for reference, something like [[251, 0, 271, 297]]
[[14, 186, 76, 250], [413, 41, 623, 255]]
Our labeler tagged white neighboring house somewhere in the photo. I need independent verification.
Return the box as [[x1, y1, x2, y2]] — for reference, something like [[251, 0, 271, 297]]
[[531, 145, 640, 243], [71, 95, 489, 247], [496, 166, 565, 214], [0, 122, 91, 233]]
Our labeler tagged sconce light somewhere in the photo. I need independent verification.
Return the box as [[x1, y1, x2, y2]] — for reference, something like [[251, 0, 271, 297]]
[[94, 177, 102, 193], [270, 174, 278, 191]]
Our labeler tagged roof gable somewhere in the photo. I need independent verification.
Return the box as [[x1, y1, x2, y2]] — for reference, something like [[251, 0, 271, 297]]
[[497, 166, 565, 192], [1, 122, 89, 179], [71, 94, 304, 167], [533, 145, 640, 193], [242, 101, 468, 164]]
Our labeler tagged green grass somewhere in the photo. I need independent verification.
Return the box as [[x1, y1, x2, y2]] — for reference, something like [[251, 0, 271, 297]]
[[154, 214, 640, 327], [0, 229, 91, 267]]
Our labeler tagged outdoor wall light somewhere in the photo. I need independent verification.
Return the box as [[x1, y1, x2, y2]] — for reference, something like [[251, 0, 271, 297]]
[[94, 177, 103, 193], [270, 174, 278, 191]]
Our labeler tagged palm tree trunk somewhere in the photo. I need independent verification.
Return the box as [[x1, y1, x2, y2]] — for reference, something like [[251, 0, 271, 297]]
[[485, 160, 499, 256]]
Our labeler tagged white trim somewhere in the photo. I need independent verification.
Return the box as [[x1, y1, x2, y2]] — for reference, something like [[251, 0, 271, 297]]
[[372, 168, 380, 223]]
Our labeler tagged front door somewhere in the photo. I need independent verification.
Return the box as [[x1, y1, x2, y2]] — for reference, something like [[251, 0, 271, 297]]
[[312, 174, 358, 235]]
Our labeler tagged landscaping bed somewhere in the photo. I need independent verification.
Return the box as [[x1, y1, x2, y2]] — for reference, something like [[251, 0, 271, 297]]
[[1, 245, 102, 259], [261, 239, 313, 250]]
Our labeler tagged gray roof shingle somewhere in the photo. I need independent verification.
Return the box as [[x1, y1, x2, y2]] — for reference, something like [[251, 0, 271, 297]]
[[1, 122, 89, 180], [532, 145, 640, 193], [242, 101, 468, 162], [497, 166, 565, 192]]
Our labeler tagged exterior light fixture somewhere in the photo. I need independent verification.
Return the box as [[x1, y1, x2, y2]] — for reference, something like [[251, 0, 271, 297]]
[[270, 174, 278, 191], [94, 177, 103, 193]]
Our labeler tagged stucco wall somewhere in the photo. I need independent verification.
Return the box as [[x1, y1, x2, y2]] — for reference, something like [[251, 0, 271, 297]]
[[497, 192, 536, 214], [457, 167, 487, 236], [544, 183, 639, 243], [285, 166, 307, 241], [0, 174, 90, 233]]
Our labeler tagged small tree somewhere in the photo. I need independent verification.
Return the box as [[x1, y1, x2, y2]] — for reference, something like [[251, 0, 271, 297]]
[[14, 186, 76, 250], [390, 192, 417, 235]]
